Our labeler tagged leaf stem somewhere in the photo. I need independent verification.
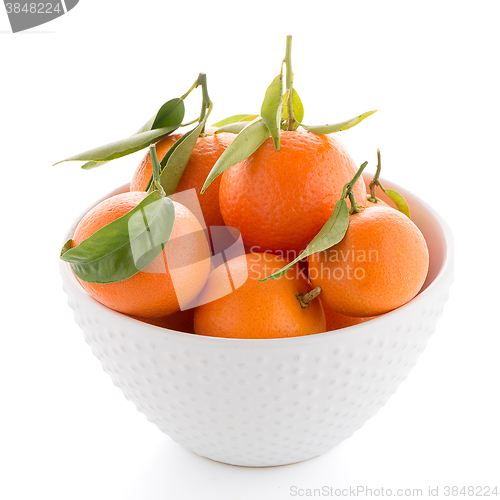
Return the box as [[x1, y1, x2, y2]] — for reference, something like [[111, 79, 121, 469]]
[[297, 286, 322, 308], [178, 74, 213, 131], [180, 77, 200, 101], [284, 35, 295, 131], [180, 117, 200, 127]]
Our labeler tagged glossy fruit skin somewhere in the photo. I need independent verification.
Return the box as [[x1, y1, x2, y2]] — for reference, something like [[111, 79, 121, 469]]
[[309, 206, 429, 317], [72, 192, 211, 319], [194, 253, 326, 339], [130, 130, 234, 228], [219, 130, 366, 254], [322, 299, 378, 331]]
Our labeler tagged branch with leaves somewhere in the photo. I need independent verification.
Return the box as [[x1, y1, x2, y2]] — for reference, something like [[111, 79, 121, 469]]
[[60, 146, 176, 284], [201, 35, 376, 194], [54, 73, 212, 190]]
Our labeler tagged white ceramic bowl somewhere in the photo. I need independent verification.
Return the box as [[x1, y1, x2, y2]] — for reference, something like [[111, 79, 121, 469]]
[[60, 175, 453, 467]]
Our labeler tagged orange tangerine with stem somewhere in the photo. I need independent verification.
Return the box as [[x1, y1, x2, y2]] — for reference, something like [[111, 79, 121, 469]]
[[194, 252, 326, 339], [219, 130, 367, 254], [71, 191, 211, 319], [309, 204, 429, 317]]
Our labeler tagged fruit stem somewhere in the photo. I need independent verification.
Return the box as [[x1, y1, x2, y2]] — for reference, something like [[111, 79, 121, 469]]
[[348, 191, 361, 213], [367, 149, 383, 203], [196, 73, 213, 135], [297, 286, 322, 308], [284, 35, 295, 131], [340, 161, 368, 214], [148, 144, 166, 196]]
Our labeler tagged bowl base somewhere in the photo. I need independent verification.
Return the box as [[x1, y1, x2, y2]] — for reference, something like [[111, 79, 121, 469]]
[[188, 446, 334, 468]]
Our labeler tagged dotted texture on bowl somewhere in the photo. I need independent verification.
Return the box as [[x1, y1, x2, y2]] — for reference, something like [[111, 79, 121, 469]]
[[63, 268, 452, 467]]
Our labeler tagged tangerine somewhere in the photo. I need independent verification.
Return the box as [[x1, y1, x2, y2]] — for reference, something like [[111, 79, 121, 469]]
[[219, 130, 366, 254], [72, 191, 211, 319], [309, 205, 429, 317], [194, 252, 326, 339], [322, 300, 378, 331], [139, 308, 195, 333]]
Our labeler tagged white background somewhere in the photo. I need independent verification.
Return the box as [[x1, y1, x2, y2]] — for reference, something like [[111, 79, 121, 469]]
[[1, 1, 499, 499]]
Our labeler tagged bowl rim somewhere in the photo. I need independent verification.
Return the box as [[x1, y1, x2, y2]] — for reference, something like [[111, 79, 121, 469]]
[[60, 175, 454, 347]]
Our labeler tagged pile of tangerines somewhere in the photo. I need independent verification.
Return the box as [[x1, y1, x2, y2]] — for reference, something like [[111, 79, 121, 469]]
[[59, 37, 429, 339]]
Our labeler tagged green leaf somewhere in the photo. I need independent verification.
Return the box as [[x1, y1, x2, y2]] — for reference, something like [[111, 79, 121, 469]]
[[260, 199, 350, 281], [201, 118, 270, 193], [60, 191, 175, 284], [301, 110, 377, 134], [159, 120, 205, 196], [381, 187, 411, 218], [136, 98, 185, 134], [215, 121, 255, 134], [211, 114, 258, 127], [261, 74, 283, 150], [54, 125, 181, 164], [239, 115, 259, 122], [282, 89, 304, 126], [60, 239, 73, 256], [81, 160, 110, 170], [55, 99, 185, 166]]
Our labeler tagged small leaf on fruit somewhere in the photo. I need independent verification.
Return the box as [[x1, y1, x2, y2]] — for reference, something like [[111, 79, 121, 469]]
[[201, 118, 270, 193], [382, 188, 411, 218], [159, 120, 206, 196], [260, 199, 350, 281], [60, 191, 175, 284], [282, 88, 304, 126], [301, 110, 377, 134], [261, 74, 283, 150]]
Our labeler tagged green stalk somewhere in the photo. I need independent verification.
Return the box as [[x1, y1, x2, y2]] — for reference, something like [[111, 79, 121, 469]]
[[368, 149, 382, 203], [178, 74, 212, 128], [197, 73, 213, 134], [148, 145, 166, 196], [341, 161, 368, 214], [284, 35, 295, 131]]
